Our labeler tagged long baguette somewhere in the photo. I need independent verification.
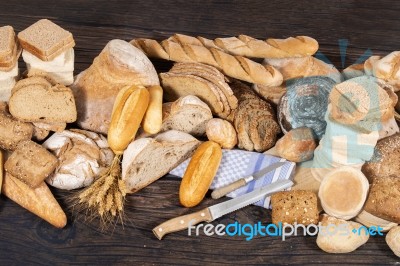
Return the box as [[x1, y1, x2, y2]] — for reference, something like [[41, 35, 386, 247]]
[[201, 35, 319, 58], [131, 34, 283, 86]]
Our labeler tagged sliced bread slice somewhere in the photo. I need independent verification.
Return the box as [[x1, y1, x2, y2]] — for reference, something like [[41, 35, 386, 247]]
[[18, 19, 75, 61], [122, 130, 201, 193], [161, 96, 213, 136], [0, 26, 15, 60], [9, 76, 77, 123], [160, 72, 223, 114]]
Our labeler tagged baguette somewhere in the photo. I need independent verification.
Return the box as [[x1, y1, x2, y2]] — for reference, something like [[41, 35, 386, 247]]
[[142, 85, 163, 134], [179, 141, 222, 207], [131, 34, 283, 86], [206, 35, 318, 58], [108, 86, 149, 154]]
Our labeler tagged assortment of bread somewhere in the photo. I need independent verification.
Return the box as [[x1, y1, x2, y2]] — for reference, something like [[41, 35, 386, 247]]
[[0, 18, 399, 257]]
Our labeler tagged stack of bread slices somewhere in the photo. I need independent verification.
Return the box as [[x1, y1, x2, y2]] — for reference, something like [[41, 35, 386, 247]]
[[0, 26, 20, 102], [160, 62, 238, 120], [18, 19, 75, 86]]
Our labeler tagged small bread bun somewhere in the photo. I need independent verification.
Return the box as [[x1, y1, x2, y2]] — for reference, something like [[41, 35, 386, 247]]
[[318, 167, 369, 220]]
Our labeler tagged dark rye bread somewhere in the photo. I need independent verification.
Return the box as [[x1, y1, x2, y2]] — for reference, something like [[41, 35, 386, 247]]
[[231, 80, 280, 152], [0, 105, 33, 151], [18, 19, 75, 61], [271, 190, 319, 225], [362, 133, 400, 183], [5, 140, 58, 188], [364, 176, 400, 223], [9, 76, 77, 123]]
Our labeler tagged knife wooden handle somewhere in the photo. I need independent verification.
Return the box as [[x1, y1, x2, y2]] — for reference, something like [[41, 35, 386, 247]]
[[153, 208, 212, 240], [211, 178, 247, 199]]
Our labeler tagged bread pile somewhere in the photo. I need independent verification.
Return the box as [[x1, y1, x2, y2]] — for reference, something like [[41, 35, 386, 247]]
[[18, 19, 75, 85], [0, 26, 20, 102]]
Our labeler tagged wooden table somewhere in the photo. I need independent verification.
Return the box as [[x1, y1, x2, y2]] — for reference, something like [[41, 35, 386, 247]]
[[0, 1, 399, 264]]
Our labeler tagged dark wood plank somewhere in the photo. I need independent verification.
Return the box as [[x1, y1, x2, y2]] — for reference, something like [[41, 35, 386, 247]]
[[0, 0, 399, 264]]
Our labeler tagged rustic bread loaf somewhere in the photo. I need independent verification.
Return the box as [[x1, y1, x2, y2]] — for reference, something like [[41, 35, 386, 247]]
[[43, 129, 114, 190], [122, 130, 201, 193], [316, 214, 369, 253], [276, 127, 317, 162], [386, 226, 400, 257], [71, 40, 159, 134], [17, 19, 75, 61], [370, 51, 400, 89], [206, 118, 237, 149], [364, 176, 400, 223], [9, 76, 77, 123], [342, 63, 365, 80], [132, 34, 283, 86], [5, 140, 58, 188], [161, 96, 213, 136]]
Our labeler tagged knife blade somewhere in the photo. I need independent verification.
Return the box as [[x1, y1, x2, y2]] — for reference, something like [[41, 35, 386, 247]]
[[153, 179, 293, 240], [211, 161, 286, 199]]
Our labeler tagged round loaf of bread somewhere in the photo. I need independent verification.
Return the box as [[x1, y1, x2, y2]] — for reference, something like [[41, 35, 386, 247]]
[[318, 167, 369, 220], [386, 226, 400, 257]]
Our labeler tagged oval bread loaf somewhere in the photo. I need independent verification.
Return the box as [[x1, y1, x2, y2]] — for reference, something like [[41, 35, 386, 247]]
[[179, 141, 222, 207], [142, 85, 163, 134], [206, 118, 237, 149], [108, 86, 149, 154]]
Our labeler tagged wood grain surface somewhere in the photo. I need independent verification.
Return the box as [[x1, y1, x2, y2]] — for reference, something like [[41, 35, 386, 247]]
[[0, 0, 399, 264]]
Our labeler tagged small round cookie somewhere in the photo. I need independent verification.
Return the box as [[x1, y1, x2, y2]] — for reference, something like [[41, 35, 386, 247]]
[[318, 167, 369, 220]]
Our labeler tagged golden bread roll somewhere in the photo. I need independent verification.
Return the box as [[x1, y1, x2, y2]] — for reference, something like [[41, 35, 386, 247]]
[[179, 141, 222, 207], [108, 86, 150, 154], [142, 85, 163, 134]]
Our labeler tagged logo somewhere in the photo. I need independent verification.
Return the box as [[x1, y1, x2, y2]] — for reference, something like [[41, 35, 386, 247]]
[[188, 220, 383, 241]]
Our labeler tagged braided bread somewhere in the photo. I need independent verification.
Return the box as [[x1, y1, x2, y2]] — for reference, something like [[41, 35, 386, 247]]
[[131, 34, 283, 86]]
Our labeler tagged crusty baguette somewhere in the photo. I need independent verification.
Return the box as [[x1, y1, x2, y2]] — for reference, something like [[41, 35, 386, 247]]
[[131, 34, 283, 86], [2, 173, 67, 228], [201, 35, 318, 58]]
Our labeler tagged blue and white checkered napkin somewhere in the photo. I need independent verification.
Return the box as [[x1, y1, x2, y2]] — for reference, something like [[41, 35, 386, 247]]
[[169, 149, 296, 209]]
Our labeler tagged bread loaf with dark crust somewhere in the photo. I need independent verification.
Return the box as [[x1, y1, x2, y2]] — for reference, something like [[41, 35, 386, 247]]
[[362, 133, 400, 182]]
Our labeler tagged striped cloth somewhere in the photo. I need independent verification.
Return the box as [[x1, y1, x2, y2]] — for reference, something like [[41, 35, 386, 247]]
[[169, 149, 296, 209]]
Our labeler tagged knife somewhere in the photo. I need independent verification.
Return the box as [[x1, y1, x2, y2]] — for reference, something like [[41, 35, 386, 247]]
[[153, 179, 293, 240], [211, 162, 286, 199]]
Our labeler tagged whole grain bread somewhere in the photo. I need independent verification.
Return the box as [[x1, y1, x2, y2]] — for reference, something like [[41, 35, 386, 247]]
[[362, 133, 400, 182], [364, 176, 400, 223], [9, 76, 77, 123], [0, 104, 33, 150], [5, 140, 58, 188], [17, 19, 75, 61], [271, 190, 319, 225]]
